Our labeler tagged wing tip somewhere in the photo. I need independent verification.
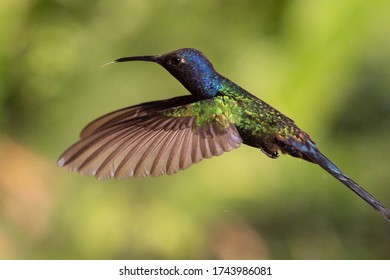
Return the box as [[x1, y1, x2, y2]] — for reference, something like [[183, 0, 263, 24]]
[[57, 158, 66, 167]]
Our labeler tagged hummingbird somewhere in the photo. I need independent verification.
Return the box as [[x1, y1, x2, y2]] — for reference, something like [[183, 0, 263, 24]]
[[58, 48, 390, 222]]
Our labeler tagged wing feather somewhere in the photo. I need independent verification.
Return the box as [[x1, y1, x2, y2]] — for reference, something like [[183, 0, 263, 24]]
[[58, 96, 243, 179]]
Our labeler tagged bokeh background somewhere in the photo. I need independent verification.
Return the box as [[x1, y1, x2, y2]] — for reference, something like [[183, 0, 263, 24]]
[[1, 0, 389, 259]]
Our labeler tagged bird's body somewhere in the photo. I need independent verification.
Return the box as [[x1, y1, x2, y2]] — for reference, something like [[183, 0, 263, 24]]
[[58, 48, 390, 222]]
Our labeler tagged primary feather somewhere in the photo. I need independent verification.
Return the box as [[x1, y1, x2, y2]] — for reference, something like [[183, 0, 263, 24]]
[[58, 95, 242, 178]]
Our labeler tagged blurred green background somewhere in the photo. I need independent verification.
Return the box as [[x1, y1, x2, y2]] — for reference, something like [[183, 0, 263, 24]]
[[1, 0, 389, 259]]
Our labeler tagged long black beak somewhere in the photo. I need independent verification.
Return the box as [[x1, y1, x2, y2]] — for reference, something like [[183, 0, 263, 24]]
[[101, 55, 160, 68], [115, 55, 159, 63]]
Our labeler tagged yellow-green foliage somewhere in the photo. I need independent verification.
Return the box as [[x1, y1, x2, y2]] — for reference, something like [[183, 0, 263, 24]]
[[1, 0, 389, 260]]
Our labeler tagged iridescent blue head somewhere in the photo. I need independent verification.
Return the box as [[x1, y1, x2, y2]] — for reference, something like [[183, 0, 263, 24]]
[[115, 48, 221, 99]]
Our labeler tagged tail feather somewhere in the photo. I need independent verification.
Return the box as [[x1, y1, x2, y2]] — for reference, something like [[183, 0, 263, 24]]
[[290, 139, 390, 222]]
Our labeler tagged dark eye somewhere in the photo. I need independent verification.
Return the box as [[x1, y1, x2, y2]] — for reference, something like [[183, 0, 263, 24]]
[[170, 56, 183, 66]]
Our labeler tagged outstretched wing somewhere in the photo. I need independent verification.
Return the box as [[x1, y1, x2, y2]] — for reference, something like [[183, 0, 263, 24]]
[[57, 95, 242, 179]]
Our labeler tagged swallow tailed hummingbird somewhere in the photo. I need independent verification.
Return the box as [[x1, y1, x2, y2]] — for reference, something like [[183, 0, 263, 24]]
[[58, 48, 390, 222]]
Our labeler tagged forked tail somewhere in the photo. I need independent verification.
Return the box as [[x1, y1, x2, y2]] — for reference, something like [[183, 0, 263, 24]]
[[291, 140, 390, 222]]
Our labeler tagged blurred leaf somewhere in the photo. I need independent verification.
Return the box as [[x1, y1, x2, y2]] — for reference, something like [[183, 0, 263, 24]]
[[1, 0, 389, 260]]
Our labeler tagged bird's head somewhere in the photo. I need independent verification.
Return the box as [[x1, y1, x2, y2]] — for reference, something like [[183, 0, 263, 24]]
[[114, 48, 221, 99]]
